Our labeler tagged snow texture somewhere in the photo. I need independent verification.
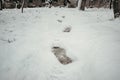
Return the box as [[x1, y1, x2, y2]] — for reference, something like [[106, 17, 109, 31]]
[[0, 8, 120, 80]]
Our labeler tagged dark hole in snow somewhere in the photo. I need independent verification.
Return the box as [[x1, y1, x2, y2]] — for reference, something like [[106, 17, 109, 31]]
[[52, 46, 72, 65], [53, 46, 59, 49], [62, 16, 65, 18], [57, 20, 62, 23]]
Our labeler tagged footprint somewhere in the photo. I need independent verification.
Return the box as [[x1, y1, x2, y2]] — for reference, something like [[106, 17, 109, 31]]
[[62, 16, 65, 18], [63, 25, 72, 32], [57, 20, 62, 23], [0, 38, 16, 43], [52, 46, 72, 65]]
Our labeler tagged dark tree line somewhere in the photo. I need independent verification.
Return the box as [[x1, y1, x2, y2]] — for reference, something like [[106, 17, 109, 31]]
[[1, 0, 120, 18], [79, 0, 120, 18]]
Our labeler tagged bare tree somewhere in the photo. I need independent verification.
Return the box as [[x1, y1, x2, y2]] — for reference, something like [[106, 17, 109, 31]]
[[110, 0, 113, 9], [80, 0, 86, 11], [78, 0, 82, 8], [0, 0, 2, 10], [113, 0, 120, 18], [63, 0, 71, 7], [21, 0, 25, 13]]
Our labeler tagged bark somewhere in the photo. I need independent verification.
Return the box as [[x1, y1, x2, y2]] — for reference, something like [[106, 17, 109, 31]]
[[110, 0, 112, 9], [113, 0, 120, 18], [0, 0, 2, 10], [21, 0, 25, 13], [64, 0, 71, 6], [80, 0, 86, 11], [78, 0, 82, 8]]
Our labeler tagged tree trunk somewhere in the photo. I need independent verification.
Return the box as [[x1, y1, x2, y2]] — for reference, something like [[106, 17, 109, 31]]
[[21, 0, 25, 13], [80, 0, 86, 11], [64, 0, 71, 6], [113, 0, 120, 18], [110, 0, 113, 9], [0, 0, 2, 10], [78, 0, 82, 8]]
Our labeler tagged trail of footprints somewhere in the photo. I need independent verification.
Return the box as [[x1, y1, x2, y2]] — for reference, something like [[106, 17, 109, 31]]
[[52, 46, 72, 65], [52, 17, 72, 65]]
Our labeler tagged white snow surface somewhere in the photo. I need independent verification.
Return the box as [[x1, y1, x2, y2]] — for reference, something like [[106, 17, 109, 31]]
[[0, 8, 120, 80]]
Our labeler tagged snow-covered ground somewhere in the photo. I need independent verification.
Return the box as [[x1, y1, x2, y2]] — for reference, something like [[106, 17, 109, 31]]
[[0, 8, 120, 80]]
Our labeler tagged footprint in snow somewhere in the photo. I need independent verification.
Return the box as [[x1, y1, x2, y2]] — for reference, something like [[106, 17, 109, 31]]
[[57, 20, 62, 23], [0, 38, 16, 43], [52, 46, 72, 65], [62, 16, 65, 18], [63, 25, 72, 32]]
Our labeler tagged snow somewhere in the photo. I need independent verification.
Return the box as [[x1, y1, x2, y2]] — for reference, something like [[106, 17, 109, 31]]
[[0, 8, 120, 80]]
